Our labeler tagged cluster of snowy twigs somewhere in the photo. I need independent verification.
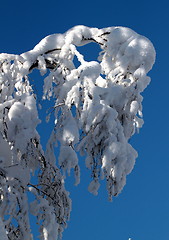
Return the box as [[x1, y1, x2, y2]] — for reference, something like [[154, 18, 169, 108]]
[[0, 25, 155, 239]]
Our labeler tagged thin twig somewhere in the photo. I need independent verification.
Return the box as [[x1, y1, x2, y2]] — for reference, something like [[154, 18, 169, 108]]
[[27, 183, 54, 200]]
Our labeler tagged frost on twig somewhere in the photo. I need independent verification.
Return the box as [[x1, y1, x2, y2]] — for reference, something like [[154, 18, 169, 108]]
[[0, 25, 155, 239]]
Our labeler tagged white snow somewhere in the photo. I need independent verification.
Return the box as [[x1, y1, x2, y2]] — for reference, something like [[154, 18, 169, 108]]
[[0, 25, 155, 239], [0, 218, 8, 240]]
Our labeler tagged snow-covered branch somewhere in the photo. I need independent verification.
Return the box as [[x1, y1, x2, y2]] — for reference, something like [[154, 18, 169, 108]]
[[0, 25, 155, 239]]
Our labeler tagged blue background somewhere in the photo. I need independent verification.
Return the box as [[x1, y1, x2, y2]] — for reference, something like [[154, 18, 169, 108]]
[[1, 0, 169, 240]]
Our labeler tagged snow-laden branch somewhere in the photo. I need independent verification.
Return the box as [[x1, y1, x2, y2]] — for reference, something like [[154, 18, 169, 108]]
[[0, 25, 155, 239]]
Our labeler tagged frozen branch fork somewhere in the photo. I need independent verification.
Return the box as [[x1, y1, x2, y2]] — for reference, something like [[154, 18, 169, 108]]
[[0, 26, 155, 239]]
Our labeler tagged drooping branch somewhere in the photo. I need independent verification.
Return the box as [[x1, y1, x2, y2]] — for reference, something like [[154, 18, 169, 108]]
[[0, 25, 155, 240]]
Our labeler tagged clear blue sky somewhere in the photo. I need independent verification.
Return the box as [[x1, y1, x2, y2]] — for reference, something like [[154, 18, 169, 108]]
[[1, 0, 169, 240]]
